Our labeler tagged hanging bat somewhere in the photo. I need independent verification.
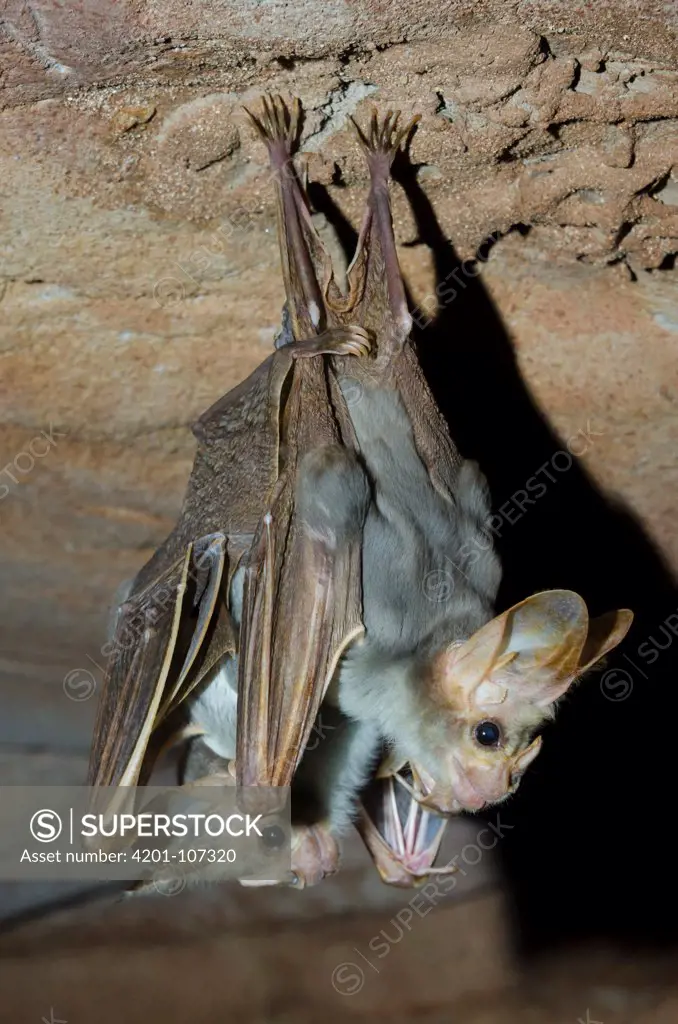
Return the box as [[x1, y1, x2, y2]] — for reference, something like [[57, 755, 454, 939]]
[[87, 95, 634, 893]]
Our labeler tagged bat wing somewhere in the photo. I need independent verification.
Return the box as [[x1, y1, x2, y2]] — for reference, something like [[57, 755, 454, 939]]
[[356, 757, 451, 888], [234, 95, 365, 791], [87, 534, 228, 790], [237, 358, 364, 789]]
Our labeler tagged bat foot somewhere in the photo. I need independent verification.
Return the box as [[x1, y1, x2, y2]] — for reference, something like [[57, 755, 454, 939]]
[[291, 326, 372, 361], [244, 93, 301, 164], [289, 823, 340, 888], [348, 108, 420, 170]]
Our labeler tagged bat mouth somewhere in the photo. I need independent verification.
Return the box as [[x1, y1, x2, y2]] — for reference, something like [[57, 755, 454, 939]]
[[410, 758, 489, 815]]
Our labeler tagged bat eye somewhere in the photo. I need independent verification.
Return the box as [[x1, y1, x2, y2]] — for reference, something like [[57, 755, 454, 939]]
[[473, 720, 502, 748], [260, 824, 286, 850]]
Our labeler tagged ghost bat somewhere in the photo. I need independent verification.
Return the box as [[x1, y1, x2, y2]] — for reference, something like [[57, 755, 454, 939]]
[[87, 95, 634, 893]]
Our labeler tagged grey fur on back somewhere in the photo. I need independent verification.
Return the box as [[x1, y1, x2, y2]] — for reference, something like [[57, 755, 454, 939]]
[[339, 384, 501, 655]]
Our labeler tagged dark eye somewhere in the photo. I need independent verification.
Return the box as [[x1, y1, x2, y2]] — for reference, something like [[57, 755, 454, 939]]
[[260, 824, 286, 850], [473, 720, 502, 748]]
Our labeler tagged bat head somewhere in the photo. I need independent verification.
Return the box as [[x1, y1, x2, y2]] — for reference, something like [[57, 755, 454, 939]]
[[408, 590, 633, 815]]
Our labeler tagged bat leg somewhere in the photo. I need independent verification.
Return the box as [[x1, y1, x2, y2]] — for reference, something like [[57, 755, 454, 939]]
[[338, 108, 420, 358], [245, 94, 333, 340], [290, 325, 372, 360]]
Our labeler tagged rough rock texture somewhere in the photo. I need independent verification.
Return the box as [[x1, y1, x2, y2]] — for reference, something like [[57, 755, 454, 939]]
[[1, 4, 678, 1011], [3, 888, 678, 1023]]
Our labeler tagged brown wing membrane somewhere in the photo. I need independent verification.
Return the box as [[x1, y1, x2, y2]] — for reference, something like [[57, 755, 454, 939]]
[[88, 534, 228, 790], [237, 482, 363, 788], [158, 532, 227, 718], [235, 349, 364, 791], [88, 548, 192, 789]]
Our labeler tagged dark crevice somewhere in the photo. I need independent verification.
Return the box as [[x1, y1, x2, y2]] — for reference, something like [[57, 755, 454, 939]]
[[434, 89, 452, 120], [330, 162, 346, 188], [474, 222, 531, 262], [653, 251, 677, 271], [614, 220, 635, 247], [570, 59, 582, 91], [337, 44, 357, 66], [646, 168, 672, 198], [537, 35, 554, 60], [605, 253, 638, 280]]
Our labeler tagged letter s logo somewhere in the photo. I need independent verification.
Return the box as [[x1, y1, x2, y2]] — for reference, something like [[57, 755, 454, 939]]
[[30, 809, 63, 843]]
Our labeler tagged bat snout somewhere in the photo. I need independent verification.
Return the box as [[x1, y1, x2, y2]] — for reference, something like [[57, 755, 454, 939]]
[[412, 757, 510, 815]]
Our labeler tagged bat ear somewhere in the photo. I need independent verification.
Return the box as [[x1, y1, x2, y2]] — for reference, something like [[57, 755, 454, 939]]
[[444, 614, 510, 696], [446, 591, 633, 709], [494, 590, 590, 706], [577, 607, 634, 675], [485, 591, 633, 707]]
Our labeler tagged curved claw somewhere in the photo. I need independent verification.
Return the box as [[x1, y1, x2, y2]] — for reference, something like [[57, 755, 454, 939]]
[[336, 337, 372, 358]]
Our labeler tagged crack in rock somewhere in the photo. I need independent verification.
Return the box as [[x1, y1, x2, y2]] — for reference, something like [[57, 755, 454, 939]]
[[301, 80, 377, 152]]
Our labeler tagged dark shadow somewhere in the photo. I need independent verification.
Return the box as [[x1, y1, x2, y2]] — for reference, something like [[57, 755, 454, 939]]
[[309, 155, 678, 956]]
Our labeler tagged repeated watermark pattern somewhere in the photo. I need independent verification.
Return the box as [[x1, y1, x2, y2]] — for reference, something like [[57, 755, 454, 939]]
[[304, 711, 337, 752], [152, 870, 187, 897], [0, 425, 67, 501], [407, 232, 505, 332], [63, 668, 98, 703], [331, 813, 512, 995], [422, 420, 605, 603], [63, 536, 224, 699]]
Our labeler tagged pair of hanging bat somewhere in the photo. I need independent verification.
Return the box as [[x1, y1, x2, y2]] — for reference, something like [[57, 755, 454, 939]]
[[88, 95, 633, 892]]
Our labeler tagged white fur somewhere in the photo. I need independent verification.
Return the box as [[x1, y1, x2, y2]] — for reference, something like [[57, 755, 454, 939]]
[[189, 566, 245, 759]]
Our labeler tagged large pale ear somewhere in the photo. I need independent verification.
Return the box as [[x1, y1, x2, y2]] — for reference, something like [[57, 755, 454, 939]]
[[444, 591, 585, 703], [443, 592, 633, 710], [577, 608, 634, 674], [497, 590, 590, 706]]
